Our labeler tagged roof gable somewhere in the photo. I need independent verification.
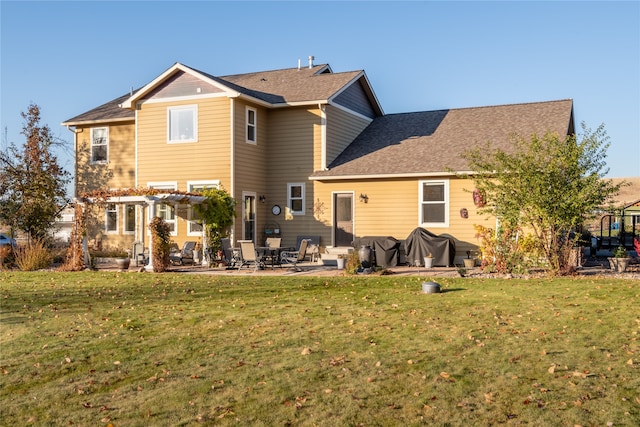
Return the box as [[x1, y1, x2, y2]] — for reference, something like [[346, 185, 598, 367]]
[[312, 99, 575, 178]]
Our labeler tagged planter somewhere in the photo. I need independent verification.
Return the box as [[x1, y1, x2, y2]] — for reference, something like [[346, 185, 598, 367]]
[[336, 257, 345, 269], [608, 257, 630, 273], [463, 258, 475, 268], [193, 250, 201, 265], [424, 257, 433, 268], [115, 258, 130, 271], [359, 245, 372, 269], [422, 281, 441, 294]]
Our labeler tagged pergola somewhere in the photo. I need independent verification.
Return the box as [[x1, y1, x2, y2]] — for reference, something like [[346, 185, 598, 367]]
[[78, 192, 208, 271]]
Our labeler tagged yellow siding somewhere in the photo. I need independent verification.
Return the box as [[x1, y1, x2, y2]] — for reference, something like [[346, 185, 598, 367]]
[[325, 106, 371, 167], [313, 177, 495, 259], [137, 97, 232, 189], [75, 122, 136, 194], [255, 107, 322, 247]]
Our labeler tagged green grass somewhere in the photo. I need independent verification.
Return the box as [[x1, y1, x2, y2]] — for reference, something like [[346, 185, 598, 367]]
[[1, 272, 638, 426]]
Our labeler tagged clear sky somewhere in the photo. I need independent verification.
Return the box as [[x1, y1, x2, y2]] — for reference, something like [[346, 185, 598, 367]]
[[1, 1, 639, 186]]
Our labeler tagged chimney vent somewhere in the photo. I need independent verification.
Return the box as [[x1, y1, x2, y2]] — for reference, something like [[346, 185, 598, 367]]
[[308, 55, 314, 68]]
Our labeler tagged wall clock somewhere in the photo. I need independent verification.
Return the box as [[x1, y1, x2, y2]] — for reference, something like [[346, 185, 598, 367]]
[[271, 205, 281, 215]]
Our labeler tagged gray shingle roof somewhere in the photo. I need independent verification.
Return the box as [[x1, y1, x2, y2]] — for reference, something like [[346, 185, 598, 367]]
[[62, 92, 136, 125], [63, 63, 370, 124], [312, 99, 574, 178]]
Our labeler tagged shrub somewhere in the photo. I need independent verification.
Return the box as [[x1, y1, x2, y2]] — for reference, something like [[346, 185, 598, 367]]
[[14, 239, 53, 271], [149, 217, 171, 272]]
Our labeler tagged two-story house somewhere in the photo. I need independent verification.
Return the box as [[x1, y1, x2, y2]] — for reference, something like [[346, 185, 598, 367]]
[[63, 59, 574, 265]]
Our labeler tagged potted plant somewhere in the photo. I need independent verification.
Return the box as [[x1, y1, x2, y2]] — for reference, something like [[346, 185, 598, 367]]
[[463, 250, 475, 268], [336, 254, 345, 269], [115, 250, 130, 271], [424, 252, 433, 268], [609, 246, 630, 273]]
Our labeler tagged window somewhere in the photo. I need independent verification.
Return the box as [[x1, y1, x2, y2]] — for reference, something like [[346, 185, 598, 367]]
[[157, 204, 176, 234], [105, 203, 118, 233], [124, 204, 136, 234], [288, 183, 305, 215], [246, 107, 256, 144], [148, 182, 178, 236], [419, 180, 449, 227], [187, 181, 220, 235], [91, 127, 108, 163], [167, 105, 197, 143]]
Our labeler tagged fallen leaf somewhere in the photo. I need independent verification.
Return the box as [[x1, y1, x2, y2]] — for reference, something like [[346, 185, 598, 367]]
[[548, 365, 556, 374], [301, 348, 312, 355], [440, 372, 450, 379]]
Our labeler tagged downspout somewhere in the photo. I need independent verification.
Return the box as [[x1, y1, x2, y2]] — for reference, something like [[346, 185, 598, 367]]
[[319, 104, 327, 170], [230, 98, 236, 244], [65, 125, 82, 198]]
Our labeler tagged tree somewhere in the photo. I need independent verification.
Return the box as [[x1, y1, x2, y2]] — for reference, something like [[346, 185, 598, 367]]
[[0, 104, 70, 242], [462, 123, 622, 275]]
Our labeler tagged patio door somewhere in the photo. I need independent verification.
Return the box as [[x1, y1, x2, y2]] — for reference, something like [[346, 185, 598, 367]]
[[334, 193, 353, 247], [242, 192, 256, 242]]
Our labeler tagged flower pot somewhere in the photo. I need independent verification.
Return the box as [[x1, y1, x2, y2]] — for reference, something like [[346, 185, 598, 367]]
[[609, 257, 630, 273], [424, 257, 433, 268], [116, 258, 130, 271], [359, 245, 372, 269], [422, 281, 441, 294], [336, 257, 345, 269], [193, 250, 201, 265], [463, 258, 475, 268]]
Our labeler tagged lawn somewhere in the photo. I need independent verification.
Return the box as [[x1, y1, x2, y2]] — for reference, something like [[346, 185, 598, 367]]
[[1, 272, 638, 426]]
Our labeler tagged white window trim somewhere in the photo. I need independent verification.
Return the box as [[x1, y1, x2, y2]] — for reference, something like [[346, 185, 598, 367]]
[[287, 183, 305, 216], [147, 182, 178, 236], [419, 179, 449, 228], [246, 106, 257, 144], [105, 203, 118, 234], [90, 127, 109, 164], [242, 191, 257, 242], [167, 104, 198, 144], [187, 180, 220, 236], [124, 204, 136, 235]]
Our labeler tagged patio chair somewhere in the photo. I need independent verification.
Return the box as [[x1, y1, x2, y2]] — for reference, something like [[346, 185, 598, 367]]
[[133, 241, 148, 267], [265, 237, 281, 249], [280, 239, 309, 272], [238, 240, 263, 271], [221, 238, 240, 268], [169, 241, 197, 265]]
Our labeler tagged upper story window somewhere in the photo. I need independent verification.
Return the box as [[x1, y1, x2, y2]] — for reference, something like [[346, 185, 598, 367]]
[[419, 180, 449, 227], [167, 105, 197, 143], [246, 107, 257, 144], [287, 183, 305, 215], [90, 127, 108, 163]]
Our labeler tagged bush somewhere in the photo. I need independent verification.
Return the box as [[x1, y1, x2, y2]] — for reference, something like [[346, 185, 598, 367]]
[[149, 217, 171, 272], [14, 239, 53, 271]]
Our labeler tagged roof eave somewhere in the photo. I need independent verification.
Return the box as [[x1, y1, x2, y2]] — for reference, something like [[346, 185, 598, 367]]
[[309, 171, 475, 181], [61, 117, 135, 127]]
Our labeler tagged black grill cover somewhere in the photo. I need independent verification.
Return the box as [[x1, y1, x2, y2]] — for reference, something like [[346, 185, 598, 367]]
[[354, 236, 400, 268], [405, 228, 456, 267]]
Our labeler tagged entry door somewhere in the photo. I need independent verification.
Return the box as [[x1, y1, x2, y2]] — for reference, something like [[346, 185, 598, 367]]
[[334, 193, 354, 247], [242, 193, 256, 242]]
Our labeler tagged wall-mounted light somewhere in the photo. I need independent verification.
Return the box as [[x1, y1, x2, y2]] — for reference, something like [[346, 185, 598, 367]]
[[259, 195, 266, 203], [359, 193, 368, 203]]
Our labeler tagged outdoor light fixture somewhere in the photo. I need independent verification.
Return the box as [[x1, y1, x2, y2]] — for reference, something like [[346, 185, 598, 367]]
[[359, 193, 369, 203], [259, 195, 266, 203]]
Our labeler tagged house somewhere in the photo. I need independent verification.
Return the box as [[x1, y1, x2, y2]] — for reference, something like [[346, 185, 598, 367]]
[[62, 59, 575, 266]]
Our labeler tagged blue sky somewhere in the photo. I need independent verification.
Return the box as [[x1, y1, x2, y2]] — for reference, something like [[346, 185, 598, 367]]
[[2, 1, 639, 184]]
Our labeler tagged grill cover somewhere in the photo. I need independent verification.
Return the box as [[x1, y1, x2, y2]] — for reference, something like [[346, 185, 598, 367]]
[[405, 228, 456, 267], [354, 236, 401, 268]]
